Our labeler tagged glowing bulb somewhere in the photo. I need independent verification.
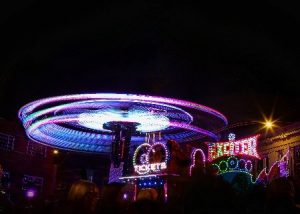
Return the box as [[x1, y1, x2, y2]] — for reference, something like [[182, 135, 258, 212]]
[[264, 120, 274, 129], [53, 149, 59, 154], [26, 189, 36, 198]]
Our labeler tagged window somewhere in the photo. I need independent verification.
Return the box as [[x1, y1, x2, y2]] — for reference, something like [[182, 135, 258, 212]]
[[1, 171, 10, 188], [294, 146, 300, 178], [263, 156, 269, 169], [277, 150, 283, 160], [257, 159, 264, 172], [26, 141, 47, 158], [0, 132, 14, 151], [22, 174, 44, 193]]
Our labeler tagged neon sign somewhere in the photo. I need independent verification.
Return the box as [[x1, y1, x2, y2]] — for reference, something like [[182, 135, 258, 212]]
[[212, 156, 253, 174], [134, 162, 167, 175], [133, 142, 169, 175], [206, 134, 260, 162]]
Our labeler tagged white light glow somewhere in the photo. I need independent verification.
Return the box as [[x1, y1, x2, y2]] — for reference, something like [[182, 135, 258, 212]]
[[78, 109, 170, 133]]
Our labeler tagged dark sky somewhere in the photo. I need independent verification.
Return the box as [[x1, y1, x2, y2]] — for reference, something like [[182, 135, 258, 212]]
[[1, 1, 300, 124]]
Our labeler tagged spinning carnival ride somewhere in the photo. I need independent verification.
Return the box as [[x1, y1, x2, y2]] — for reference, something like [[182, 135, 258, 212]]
[[18, 93, 227, 152], [18, 93, 228, 200]]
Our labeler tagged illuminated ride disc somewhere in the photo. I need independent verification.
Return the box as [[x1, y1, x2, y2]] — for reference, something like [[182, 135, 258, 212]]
[[18, 93, 228, 153]]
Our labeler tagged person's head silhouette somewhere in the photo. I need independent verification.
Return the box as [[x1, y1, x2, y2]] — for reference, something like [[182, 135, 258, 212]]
[[67, 179, 100, 213]]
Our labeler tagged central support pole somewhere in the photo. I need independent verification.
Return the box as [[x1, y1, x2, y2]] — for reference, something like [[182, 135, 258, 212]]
[[104, 122, 139, 176]]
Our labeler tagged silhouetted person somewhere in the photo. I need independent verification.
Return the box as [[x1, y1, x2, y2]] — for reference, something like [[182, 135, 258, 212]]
[[265, 177, 299, 214], [98, 183, 124, 214], [0, 192, 14, 214], [62, 179, 100, 214], [167, 140, 190, 175], [183, 173, 236, 214], [126, 188, 164, 214]]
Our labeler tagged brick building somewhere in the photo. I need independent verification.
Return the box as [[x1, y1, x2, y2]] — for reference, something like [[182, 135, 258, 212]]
[[0, 118, 110, 201], [256, 122, 300, 178]]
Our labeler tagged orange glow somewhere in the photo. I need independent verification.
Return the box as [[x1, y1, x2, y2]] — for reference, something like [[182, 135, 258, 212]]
[[264, 120, 274, 129]]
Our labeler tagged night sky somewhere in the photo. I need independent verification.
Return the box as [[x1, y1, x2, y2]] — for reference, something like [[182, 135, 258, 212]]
[[1, 2, 300, 125]]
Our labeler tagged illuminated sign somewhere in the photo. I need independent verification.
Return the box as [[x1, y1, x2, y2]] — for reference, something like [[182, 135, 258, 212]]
[[206, 134, 260, 162], [134, 162, 167, 174], [133, 142, 169, 175], [212, 156, 253, 175]]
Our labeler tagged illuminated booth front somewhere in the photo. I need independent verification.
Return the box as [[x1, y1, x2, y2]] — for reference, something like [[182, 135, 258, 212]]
[[119, 140, 171, 201]]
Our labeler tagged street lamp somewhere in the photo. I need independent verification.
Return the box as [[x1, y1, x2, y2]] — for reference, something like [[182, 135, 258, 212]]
[[264, 120, 274, 129], [53, 149, 59, 155], [215, 119, 278, 134]]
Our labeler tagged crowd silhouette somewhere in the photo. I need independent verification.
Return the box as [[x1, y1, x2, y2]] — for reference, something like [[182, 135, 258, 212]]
[[2, 173, 300, 214], [1, 142, 300, 214]]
